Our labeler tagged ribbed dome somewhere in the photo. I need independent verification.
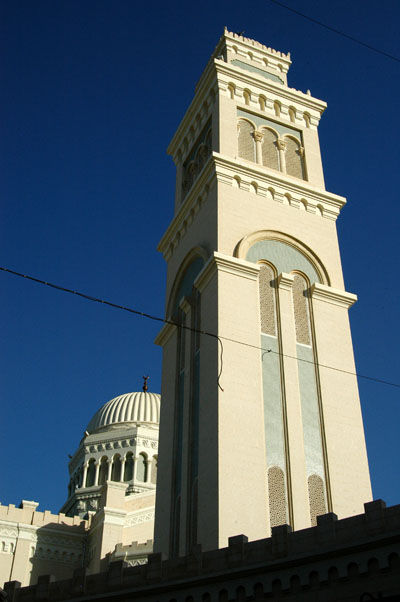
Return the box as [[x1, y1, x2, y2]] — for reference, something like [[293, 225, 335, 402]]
[[87, 392, 161, 433]]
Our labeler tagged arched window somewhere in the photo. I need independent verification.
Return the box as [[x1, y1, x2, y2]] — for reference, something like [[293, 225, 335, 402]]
[[136, 453, 147, 482], [259, 264, 276, 336], [151, 455, 158, 484], [86, 459, 96, 487], [274, 101, 281, 117], [285, 136, 304, 179], [98, 457, 108, 485], [288, 106, 296, 123], [292, 274, 311, 345], [237, 119, 255, 162], [227, 83, 235, 99], [268, 466, 287, 528], [260, 128, 279, 171], [124, 453, 134, 481], [111, 454, 121, 482], [308, 474, 327, 526], [258, 95, 266, 111]]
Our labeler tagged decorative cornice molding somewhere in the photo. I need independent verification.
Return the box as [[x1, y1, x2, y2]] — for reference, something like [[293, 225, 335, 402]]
[[213, 152, 346, 219], [195, 252, 260, 295], [214, 61, 326, 114], [311, 283, 357, 308], [102, 507, 127, 526]]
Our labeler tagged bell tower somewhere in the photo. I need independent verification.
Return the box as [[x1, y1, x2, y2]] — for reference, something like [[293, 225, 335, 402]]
[[154, 29, 372, 558]]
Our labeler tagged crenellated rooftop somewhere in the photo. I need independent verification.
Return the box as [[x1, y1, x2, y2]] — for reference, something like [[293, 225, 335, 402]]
[[3, 501, 400, 601]]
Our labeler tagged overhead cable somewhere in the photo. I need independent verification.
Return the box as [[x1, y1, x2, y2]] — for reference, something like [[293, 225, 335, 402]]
[[268, 0, 400, 64], [1, 265, 399, 390]]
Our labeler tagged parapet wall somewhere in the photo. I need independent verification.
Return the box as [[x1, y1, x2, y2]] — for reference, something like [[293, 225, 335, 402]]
[[0, 501, 88, 529], [3, 500, 400, 602]]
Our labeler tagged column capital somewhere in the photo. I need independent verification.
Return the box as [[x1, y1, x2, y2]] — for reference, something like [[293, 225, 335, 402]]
[[252, 130, 264, 142], [277, 272, 294, 291], [275, 138, 287, 151]]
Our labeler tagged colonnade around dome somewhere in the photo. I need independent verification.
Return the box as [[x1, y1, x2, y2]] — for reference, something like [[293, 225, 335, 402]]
[[1, 392, 160, 587]]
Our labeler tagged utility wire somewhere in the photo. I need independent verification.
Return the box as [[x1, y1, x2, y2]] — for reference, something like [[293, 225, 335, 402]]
[[1, 266, 399, 390], [267, 0, 400, 64]]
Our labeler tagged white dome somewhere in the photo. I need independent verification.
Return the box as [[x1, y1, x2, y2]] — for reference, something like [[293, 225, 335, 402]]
[[87, 391, 161, 433]]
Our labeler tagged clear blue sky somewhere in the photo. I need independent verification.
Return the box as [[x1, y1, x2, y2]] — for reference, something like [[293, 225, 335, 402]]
[[1, 0, 399, 514]]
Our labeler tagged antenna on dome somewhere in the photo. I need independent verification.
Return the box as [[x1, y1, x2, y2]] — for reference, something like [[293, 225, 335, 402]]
[[142, 375, 149, 392]]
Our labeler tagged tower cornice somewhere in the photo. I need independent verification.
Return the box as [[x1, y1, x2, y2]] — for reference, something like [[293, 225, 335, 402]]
[[213, 60, 327, 115], [213, 153, 345, 214], [158, 152, 346, 262]]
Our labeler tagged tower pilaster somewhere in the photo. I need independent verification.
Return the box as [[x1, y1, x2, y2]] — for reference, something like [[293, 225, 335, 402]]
[[154, 30, 372, 558]]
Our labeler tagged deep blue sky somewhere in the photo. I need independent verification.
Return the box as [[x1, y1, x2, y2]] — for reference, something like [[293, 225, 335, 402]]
[[1, 0, 399, 515]]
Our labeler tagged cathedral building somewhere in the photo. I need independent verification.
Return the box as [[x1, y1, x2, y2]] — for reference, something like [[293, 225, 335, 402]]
[[2, 29, 399, 601]]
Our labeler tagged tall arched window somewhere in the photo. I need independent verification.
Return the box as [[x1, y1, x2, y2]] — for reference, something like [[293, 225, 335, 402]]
[[151, 455, 158, 484], [237, 119, 255, 162], [285, 136, 304, 179], [292, 273, 311, 345], [86, 459, 96, 487], [111, 454, 121, 482], [308, 474, 327, 526], [136, 453, 147, 482], [260, 128, 279, 171], [124, 453, 134, 481], [98, 457, 108, 485], [259, 264, 276, 336]]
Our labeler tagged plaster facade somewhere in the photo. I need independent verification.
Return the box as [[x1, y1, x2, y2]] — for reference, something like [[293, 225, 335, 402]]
[[154, 29, 372, 558], [4, 500, 400, 602]]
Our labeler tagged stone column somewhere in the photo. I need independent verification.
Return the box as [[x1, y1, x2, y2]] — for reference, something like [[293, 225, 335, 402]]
[[132, 455, 138, 485], [120, 457, 126, 482], [82, 464, 88, 488], [94, 461, 100, 486], [145, 459, 152, 484], [253, 130, 264, 165], [276, 139, 287, 173], [107, 458, 113, 481]]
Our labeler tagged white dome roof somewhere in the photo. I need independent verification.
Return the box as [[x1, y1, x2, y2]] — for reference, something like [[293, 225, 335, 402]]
[[87, 391, 161, 433]]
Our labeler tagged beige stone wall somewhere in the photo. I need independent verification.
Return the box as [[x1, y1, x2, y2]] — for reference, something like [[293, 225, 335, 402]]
[[155, 30, 371, 558], [0, 501, 87, 587]]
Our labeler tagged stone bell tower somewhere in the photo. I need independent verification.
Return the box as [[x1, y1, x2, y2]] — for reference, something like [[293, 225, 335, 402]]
[[154, 29, 372, 558]]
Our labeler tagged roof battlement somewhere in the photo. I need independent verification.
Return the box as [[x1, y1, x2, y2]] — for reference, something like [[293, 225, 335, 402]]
[[223, 27, 291, 61], [0, 500, 87, 529], [4, 501, 400, 601]]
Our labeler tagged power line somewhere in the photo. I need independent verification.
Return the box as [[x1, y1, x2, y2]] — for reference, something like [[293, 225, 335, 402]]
[[267, 0, 400, 64], [1, 265, 399, 390]]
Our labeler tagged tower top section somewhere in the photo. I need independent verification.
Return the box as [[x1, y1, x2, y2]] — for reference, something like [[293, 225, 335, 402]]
[[207, 28, 292, 87]]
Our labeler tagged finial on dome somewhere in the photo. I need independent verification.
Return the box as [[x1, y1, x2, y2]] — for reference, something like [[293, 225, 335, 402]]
[[143, 375, 149, 392]]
